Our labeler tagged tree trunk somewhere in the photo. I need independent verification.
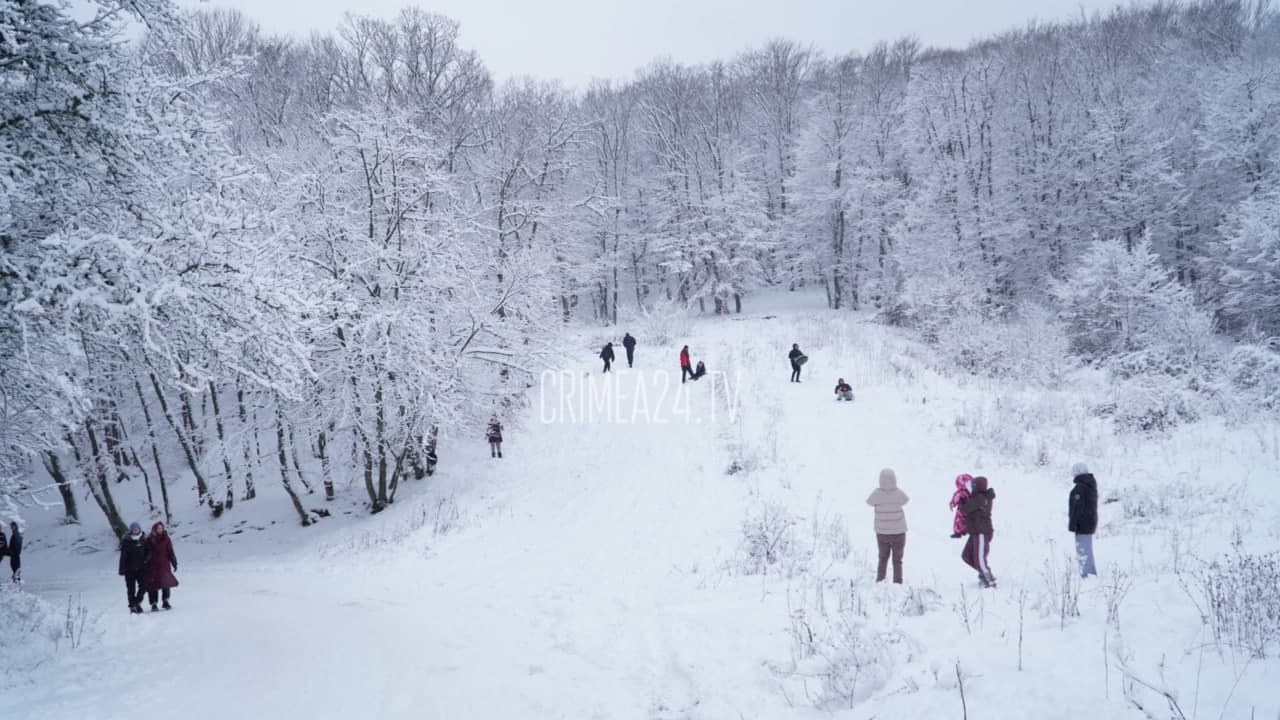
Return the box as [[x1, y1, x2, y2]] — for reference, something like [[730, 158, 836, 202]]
[[149, 372, 210, 505], [42, 451, 79, 524], [208, 381, 235, 512], [133, 377, 172, 524], [274, 400, 311, 527], [236, 384, 256, 500], [77, 425, 128, 537]]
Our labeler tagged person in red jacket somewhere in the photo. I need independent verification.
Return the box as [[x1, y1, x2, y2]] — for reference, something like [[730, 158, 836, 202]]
[[679, 345, 693, 383], [143, 522, 178, 611]]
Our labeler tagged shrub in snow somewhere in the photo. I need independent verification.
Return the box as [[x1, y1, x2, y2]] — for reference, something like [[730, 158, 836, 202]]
[[784, 608, 899, 709], [1107, 374, 1201, 433], [1194, 552, 1280, 659], [736, 501, 800, 575], [642, 298, 692, 346], [1216, 191, 1280, 338], [0, 591, 65, 688], [1223, 343, 1280, 411]]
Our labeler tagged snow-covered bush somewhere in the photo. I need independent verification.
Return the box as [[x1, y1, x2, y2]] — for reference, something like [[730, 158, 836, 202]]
[[785, 609, 900, 709], [1106, 374, 1201, 433], [1223, 343, 1280, 411], [736, 500, 800, 575], [1216, 192, 1280, 337], [1194, 552, 1280, 659], [0, 590, 65, 689], [643, 299, 693, 346]]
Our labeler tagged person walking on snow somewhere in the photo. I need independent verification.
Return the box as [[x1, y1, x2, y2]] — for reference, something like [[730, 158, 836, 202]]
[[144, 522, 179, 611], [958, 476, 997, 588], [622, 333, 637, 368], [119, 522, 150, 614], [680, 345, 693, 383], [486, 416, 504, 458], [600, 342, 615, 373], [949, 473, 973, 538], [1069, 462, 1098, 577], [690, 360, 707, 381], [833, 378, 853, 401], [7, 521, 21, 582], [788, 344, 805, 383], [866, 468, 910, 584]]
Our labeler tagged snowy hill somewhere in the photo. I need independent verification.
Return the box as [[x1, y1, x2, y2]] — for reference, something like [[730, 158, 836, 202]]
[[3, 294, 1279, 720]]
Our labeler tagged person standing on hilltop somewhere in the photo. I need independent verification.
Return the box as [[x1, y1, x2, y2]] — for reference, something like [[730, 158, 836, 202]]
[[486, 416, 504, 459], [788, 344, 805, 383], [958, 476, 997, 588], [600, 342, 615, 373], [622, 333, 637, 368], [680, 345, 693, 383], [866, 468, 910, 584], [1069, 462, 1099, 577]]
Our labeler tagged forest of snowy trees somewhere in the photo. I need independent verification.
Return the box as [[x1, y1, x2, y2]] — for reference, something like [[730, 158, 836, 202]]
[[2, 0, 1278, 529]]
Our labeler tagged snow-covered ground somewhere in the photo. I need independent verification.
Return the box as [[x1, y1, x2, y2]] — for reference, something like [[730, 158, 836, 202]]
[[4, 292, 1279, 719]]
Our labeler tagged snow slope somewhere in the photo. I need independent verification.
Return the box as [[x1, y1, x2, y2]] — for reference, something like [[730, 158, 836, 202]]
[[4, 292, 1279, 719]]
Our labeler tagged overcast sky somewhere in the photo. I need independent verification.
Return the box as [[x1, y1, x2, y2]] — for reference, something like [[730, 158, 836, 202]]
[[178, 0, 1125, 88]]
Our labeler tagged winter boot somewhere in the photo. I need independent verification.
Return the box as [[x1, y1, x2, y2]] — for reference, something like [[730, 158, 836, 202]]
[[950, 532, 963, 539], [163, 601, 172, 610], [130, 604, 142, 615], [151, 603, 160, 612]]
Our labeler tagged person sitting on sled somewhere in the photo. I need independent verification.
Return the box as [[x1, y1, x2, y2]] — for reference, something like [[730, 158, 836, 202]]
[[833, 378, 853, 401]]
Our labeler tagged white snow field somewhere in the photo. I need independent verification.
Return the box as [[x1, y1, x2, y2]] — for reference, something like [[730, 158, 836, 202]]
[[3, 294, 1279, 720]]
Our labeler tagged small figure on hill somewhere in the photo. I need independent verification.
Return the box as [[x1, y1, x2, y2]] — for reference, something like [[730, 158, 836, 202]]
[[486, 416, 504, 459], [7, 521, 21, 583], [1069, 462, 1098, 577], [958, 476, 997, 588], [689, 360, 707, 381], [144, 522, 179, 611], [622, 333, 637, 368], [600, 342, 615, 373], [833, 378, 853, 401], [866, 467, 910, 584], [949, 473, 973, 539], [680, 345, 693, 383], [788, 344, 806, 383], [0, 527, 7, 575], [119, 522, 150, 614]]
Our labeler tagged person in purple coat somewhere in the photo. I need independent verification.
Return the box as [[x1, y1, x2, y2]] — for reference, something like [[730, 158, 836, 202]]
[[144, 522, 179, 611]]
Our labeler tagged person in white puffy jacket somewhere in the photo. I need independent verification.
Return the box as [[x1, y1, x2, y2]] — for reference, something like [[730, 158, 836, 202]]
[[866, 467, 910, 583]]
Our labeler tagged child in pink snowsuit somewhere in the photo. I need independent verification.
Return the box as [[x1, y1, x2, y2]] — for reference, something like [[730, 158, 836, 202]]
[[950, 473, 973, 538]]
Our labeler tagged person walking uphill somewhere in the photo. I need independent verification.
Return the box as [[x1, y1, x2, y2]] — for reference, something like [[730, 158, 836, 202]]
[[7, 521, 21, 582], [680, 345, 693, 383], [1069, 462, 1099, 577], [119, 522, 150, 614], [788, 344, 805, 383], [600, 342, 615, 373], [486, 416, 504, 458], [144, 522, 179, 611], [958, 476, 997, 588], [866, 468, 910, 584], [622, 333, 637, 368]]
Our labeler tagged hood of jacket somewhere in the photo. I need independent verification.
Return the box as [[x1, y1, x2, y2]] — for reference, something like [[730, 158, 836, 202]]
[[972, 475, 990, 493], [878, 468, 898, 490], [955, 473, 973, 491], [1073, 473, 1097, 491]]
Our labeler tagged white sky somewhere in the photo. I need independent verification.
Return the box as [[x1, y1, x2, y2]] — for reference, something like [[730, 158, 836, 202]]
[[178, 0, 1125, 89]]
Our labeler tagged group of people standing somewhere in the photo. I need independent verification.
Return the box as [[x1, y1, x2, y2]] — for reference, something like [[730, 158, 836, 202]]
[[0, 521, 22, 583], [865, 465, 1099, 588], [118, 521, 179, 614]]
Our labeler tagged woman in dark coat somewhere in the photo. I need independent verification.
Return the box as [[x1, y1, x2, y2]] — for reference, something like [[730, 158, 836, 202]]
[[144, 521, 179, 611]]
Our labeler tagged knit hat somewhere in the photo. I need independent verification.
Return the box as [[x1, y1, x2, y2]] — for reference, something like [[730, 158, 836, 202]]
[[1071, 462, 1089, 477], [129, 522, 142, 533]]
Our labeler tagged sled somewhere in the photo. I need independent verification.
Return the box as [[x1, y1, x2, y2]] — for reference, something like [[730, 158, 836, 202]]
[[795, 354, 808, 366]]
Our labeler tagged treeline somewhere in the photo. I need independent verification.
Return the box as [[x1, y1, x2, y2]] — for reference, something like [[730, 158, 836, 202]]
[[1, 0, 1277, 529]]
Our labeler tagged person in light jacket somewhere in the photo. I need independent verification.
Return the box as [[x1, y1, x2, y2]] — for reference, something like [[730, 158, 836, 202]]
[[866, 467, 910, 583]]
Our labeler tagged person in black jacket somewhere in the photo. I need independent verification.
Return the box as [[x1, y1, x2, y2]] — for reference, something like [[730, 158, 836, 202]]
[[600, 342, 615, 373], [119, 522, 150, 614], [1069, 462, 1098, 577], [958, 476, 997, 588], [622, 333, 637, 368], [788, 344, 805, 383], [7, 521, 21, 583]]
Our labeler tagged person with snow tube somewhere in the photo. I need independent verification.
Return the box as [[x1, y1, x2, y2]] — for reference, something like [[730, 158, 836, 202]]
[[679, 345, 693, 383], [600, 342, 615, 373], [119, 522, 150, 614], [949, 473, 972, 539], [788, 344, 806, 383], [957, 476, 997, 588], [486, 417, 504, 459], [833, 378, 853, 401], [1068, 462, 1098, 577], [622, 333, 637, 368], [866, 468, 910, 584], [144, 522, 179, 611]]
